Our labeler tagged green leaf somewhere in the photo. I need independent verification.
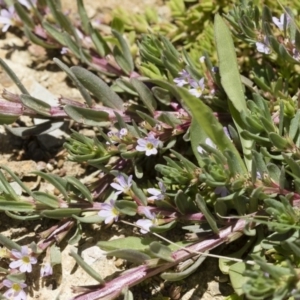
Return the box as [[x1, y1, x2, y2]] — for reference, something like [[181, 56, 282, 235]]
[[0, 200, 33, 212], [0, 170, 20, 201], [71, 66, 124, 110], [64, 105, 110, 127], [131, 182, 148, 206], [32, 172, 68, 200], [269, 132, 290, 149], [0, 59, 29, 95], [130, 78, 157, 114], [214, 14, 252, 171], [68, 223, 82, 245], [195, 194, 219, 234], [62, 32, 80, 58], [98, 237, 155, 252], [5, 211, 40, 220], [114, 201, 137, 216], [53, 58, 93, 107], [228, 262, 248, 296], [41, 208, 81, 219], [32, 192, 59, 208], [149, 242, 174, 262], [24, 27, 58, 49], [69, 250, 104, 283], [161, 253, 207, 281], [88, 23, 111, 57], [14, 3, 34, 29], [214, 15, 247, 113], [73, 214, 103, 223], [178, 87, 246, 174], [106, 249, 150, 263], [1, 166, 32, 196], [152, 86, 171, 105], [76, 0, 89, 33], [65, 176, 93, 203], [112, 30, 134, 74], [20, 95, 51, 117], [151, 220, 177, 233], [0, 233, 21, 251], [189, 119, 205, 167], [42, 21, 66, 45]]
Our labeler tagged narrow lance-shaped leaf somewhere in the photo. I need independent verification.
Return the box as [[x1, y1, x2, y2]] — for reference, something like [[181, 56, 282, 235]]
[[196, 194, 219, 234], [161, 253, 207, 281], [71, 66, 124, 110], [214, 14, 252, 171], [64, 105, 110, 127], [65, 176, 93, 203], [0, 59, 29, 95], [130, 78, 157, 114], [53, 58, 93, 107], [20, 95, 51, 117], [178, 87, 246, 174], [112, 29, 134, 74], [32, 172, 68, 200], [14, 3, 34, 29], [76, 0, 89, 33], [149, 242, 174, 262], [69, 250, 104, 283]]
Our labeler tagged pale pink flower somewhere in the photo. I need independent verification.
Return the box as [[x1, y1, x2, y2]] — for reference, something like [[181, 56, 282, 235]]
[[136, 207, 156, 234], [9, 246, 37, 273], [98, 199, 120, 224], [188, 78, 205, 98], [0, 6, 16, 32], [136, 134, 161, 156], [40, 263, 53, 277], [272, 13, 291, 30], [147, 182, 166, 201], [3, 279, 27, 300], [111, 174, 133, 195]]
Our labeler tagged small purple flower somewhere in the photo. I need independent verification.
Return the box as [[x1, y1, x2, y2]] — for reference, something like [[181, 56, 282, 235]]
[[147, 182, 166, 201], [40, 263, 53, 277], [98, 199, 120, 224], [272, 13, 291, 30], [256, 37, 271, 54], [111, 174, 133, 195], [136, 133, 161, 156], [119, 128, 128, 137], [0, 6, 16, 32], [197, 138, 216, 154], [9, 246, 37, 273], [3, 279, 27, 300], [214, 186, 229, 197], [60, 47, 69, 55], [173, 70, 191, 87], [188, 78, 205, 98], [136, 207, 156, 234]]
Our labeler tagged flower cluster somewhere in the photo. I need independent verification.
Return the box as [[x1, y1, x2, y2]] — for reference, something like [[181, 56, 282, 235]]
[[0, 246, 37, 299]]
